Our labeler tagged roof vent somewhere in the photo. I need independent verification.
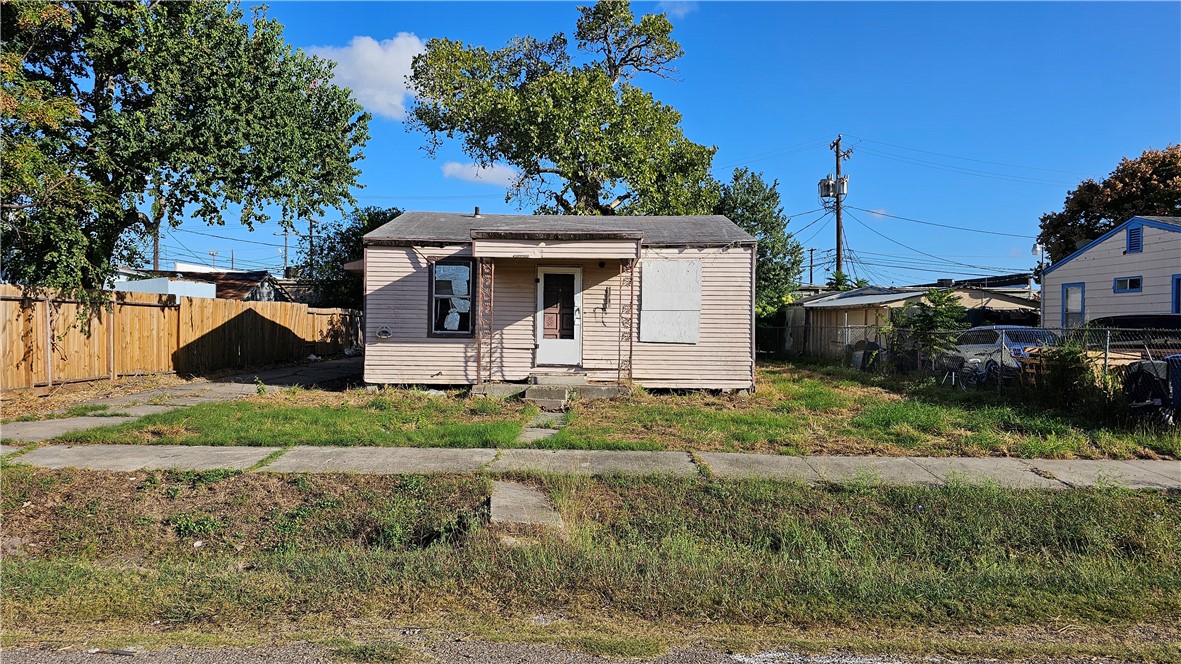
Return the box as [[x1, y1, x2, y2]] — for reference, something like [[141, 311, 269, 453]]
[[473, 206, 482, 218]]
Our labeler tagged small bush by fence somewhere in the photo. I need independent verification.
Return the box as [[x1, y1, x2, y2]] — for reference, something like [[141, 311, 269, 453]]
[[1, 285, 362, 390]]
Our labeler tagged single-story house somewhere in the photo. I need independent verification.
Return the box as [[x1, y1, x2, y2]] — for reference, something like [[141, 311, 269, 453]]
[[1041, 216, 1181, 327], [795, 286, 1039, 359], [164, 270, 293, 302], [360, 210, 756, 390]]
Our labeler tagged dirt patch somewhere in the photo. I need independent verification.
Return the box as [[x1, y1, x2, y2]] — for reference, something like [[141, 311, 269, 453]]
[[1, 374, 194, 420]]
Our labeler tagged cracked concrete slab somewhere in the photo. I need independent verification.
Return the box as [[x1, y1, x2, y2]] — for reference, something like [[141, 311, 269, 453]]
[[491, 481, 563, 530], [1, 444, 25, 456], [262, 446, 496, 474], [1116, 459, 1180, 484], [490, 449, 696, 476], [13, 444, 277, 471], [910, 457, 1065, 489], [112, 405, 178, 417], [697, 452, 819, 482], [0, 416, 137, 442], [806, 456, 940, 486], [1026, 459, 1178, 489]]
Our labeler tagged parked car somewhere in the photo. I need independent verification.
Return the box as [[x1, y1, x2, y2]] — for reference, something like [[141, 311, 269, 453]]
[[952, 326, 1060, 383]]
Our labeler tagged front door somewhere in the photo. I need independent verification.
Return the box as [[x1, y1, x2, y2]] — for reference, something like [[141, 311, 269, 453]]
[[536, 267, 582, 366]]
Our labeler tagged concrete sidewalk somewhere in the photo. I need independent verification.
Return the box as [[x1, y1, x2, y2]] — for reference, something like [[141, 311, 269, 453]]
[[5, 444, 1178, 490], [0, 357, 363, 442]]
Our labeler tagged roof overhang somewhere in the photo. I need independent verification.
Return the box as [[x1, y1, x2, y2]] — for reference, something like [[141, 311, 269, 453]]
[[470, 231, 641, 259], [343, 258, 364, 274]]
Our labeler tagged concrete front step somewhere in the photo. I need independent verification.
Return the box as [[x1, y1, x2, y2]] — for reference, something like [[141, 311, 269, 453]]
[[525, 385, 569, 401], [490, 480, 563, 532], [529, 373, 589, 386], [526, 398, 568, 412]]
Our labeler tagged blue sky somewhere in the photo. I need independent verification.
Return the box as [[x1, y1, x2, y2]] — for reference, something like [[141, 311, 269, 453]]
[[159, 1, 1181, 286]]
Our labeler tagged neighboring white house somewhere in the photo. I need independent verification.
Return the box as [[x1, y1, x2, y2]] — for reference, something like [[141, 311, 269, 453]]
[[1040, 216, 1181, 327]]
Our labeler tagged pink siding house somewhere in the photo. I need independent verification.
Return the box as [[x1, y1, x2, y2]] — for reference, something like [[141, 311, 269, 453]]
[[358, 210, 757, 390]]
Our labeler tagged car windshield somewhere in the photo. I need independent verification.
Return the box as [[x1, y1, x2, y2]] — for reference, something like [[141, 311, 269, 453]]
[[1004, 330, 1058, 345]]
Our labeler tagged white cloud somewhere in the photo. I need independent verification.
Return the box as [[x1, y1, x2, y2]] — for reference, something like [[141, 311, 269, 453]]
[[442, 162, 519, 187], [658, 1, 698, 18], [308, 34, 425, 120]]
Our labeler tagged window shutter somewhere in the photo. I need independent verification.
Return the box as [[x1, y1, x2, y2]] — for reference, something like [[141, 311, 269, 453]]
[[1127, 226, 1143, 253], [640, 259, 701, 343]]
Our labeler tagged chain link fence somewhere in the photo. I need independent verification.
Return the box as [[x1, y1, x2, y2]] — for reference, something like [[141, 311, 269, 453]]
[[757, 323, 1181, 418]]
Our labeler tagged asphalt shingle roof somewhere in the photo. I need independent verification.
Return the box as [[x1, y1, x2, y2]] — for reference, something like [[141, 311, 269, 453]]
[[364, 211, 755, 247], [1136, 216, 1181, 226]]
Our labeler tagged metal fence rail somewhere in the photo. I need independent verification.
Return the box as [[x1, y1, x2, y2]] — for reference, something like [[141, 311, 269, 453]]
[[758, 323, 1181, 377]]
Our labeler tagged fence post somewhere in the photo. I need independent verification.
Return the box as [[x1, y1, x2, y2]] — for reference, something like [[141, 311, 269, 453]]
[[109, 298, 117, 380], [44, 296, 53, 388], [1103, 329, 1110, 375]]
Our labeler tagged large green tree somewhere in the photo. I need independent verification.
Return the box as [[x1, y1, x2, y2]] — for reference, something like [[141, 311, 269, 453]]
[[300, 206, 402, 310], [714, 168, 804, 316], [1, 0, 369, 309], [1037, 145, 1181, 262], [407, 0, 718, 216]]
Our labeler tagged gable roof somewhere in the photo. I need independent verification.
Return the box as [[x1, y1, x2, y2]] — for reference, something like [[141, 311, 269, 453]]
[[364, 211, 755, 247], [1043, 215, 1181, 276]]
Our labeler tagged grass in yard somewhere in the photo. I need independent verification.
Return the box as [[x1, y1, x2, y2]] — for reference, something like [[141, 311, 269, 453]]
[[1, 404, 132, 424], [549, 361, 1180, 458], [56, 387, 530, 448], [2, 465, 1178, 646]]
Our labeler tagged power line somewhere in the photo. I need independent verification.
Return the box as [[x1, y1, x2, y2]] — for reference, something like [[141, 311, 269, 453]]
[[174, 227, 287, 248], [856, 146, 1076, 187], [799, 215, 833, 246], [844, 209, 1009, 273], [788, 210, 831, 237], [713, 137, 833, 170], [844, 135, 1097, 177], [847, 207, 1037, 239]]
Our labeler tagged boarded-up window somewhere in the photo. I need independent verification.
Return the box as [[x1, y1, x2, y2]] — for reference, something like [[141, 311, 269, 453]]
[[640, 259, 701, 343]]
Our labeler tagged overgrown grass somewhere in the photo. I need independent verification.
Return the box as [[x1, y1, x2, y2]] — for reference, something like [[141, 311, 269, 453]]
[[57, 389, 528, 448], [1, 404, 130, 424], [550, 361, 1180, 458], [2, 466, 1177, 638]]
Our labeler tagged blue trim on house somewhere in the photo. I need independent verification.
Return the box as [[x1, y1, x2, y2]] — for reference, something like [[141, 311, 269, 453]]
[[1061, 282, 1085, 328], [1042, 216, 1181, 276], [1126, 223, 1143, 253], [1112, 275, 1143, 294], [1173, 274, 1181, 314]]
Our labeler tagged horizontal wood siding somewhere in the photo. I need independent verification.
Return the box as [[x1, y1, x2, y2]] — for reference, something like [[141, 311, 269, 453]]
[[628, 247, 755, 389], [363, 246, 755, 389], [364, 245, 476, 384], [1042, 225, 1181, 324], [472, 239, 639, 259]]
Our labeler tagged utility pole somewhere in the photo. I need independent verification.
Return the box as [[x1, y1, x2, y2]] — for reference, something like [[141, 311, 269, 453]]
[[275, 230, 296, 276], [230, 250, 235, 270], [152, 231, 160, 272], [208, 250, 219, 269], [829, 135, 852, 276], [808, 248, 815, 285]]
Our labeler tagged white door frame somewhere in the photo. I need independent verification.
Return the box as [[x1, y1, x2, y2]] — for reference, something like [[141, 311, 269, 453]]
[[535, 266, 582, 366]]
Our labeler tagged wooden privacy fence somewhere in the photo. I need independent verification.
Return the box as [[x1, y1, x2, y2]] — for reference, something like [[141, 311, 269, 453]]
[[1, 285, 362, 390]]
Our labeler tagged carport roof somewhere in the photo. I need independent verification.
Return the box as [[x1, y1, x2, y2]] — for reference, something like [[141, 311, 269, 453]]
[[364, 211, 755, 247]]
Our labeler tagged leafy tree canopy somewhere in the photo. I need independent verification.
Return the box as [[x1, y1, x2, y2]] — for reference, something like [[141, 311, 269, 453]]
[[300, 206, 402, 309], [407, 0, 718, 216], [714, 168, 803, 316], [825, 271, 869, 292], [1, 0, 370, 309], [896, 288, 968, 362], [1037, 145, 1181, 262]]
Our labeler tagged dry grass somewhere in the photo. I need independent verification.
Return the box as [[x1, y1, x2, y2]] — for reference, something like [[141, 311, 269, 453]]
[[1, 373, 193, 419]]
